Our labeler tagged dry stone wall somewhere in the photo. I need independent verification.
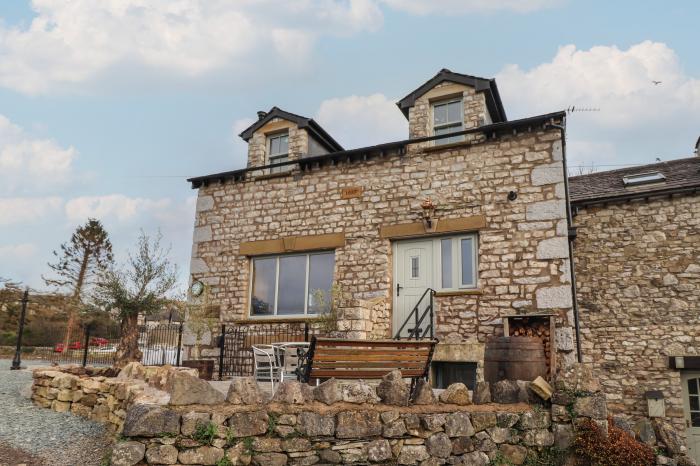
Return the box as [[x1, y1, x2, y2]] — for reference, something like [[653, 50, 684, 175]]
[[574, 193, 700, 431], [191, 126, 576, 368]]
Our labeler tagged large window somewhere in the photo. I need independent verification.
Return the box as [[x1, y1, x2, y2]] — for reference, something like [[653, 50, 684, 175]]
[[267, 132, 289, 173], [250, 251, 335, 317], [432, 98, 464, 145], [438, 234, 477, 290]]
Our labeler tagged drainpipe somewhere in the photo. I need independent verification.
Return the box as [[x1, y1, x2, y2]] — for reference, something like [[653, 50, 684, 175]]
[[546, 120, 583, 364]]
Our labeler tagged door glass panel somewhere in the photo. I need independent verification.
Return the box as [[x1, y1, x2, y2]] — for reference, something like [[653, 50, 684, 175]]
[[461, 238, 475, 286], [251, 258, 276, 315], [277, 255, 306, 315], [308, 253, 335, 314], [441, 239, 452, 289], [411, 256, 419, 279], [689, 378, 698, 395]]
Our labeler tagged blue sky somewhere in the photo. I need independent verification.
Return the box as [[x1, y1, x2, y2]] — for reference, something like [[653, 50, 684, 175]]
[[1, 0, 698, 290]]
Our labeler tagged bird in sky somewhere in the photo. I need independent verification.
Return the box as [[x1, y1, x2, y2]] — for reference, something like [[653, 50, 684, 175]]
[[652, 80, 662, 85]]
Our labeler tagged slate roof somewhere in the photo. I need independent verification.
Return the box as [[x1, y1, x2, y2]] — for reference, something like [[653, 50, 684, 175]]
[[396, 68, 507, 123], [569, 157, 700, 206], [238, 106, 344, 153]]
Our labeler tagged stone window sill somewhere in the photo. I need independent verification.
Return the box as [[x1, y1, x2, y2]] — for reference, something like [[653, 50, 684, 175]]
[[434, 289, 483, 297]]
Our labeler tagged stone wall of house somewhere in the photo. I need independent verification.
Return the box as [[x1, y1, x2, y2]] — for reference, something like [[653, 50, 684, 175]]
[[408, 81, 489, 141], [191, 124, 577, 370], [574, 193, 700, 431], [246, 118, 308, 169]]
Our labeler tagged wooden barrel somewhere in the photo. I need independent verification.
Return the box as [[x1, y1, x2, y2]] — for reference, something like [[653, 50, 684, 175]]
[[483, 336, 548, 383]]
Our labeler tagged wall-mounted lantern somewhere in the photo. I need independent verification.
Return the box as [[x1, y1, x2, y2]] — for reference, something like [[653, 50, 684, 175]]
[[645, 390, 665, 418], [421, 198, 437, 230]]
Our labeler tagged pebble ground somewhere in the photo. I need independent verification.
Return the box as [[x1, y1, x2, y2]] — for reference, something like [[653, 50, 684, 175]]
[[0, 359, 112, 466]]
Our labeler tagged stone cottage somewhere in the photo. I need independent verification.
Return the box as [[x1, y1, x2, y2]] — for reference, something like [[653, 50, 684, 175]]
[[186, 68, 700, 458], [188, 68, 577, 382]]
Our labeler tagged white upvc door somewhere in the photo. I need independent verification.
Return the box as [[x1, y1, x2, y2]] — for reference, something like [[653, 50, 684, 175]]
[[682, 371, 700, 463], [393, 240, 434, 338]]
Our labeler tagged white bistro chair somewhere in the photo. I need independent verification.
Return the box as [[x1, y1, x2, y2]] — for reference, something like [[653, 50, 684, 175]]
[[273, 342, 310, 382], [252, 345, 280, 393]]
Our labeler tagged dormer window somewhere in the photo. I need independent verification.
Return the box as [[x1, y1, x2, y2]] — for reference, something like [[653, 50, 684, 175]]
[[432, 98, 463, 145], [622, 172, 666, 186], [268, 131, 289, 173]]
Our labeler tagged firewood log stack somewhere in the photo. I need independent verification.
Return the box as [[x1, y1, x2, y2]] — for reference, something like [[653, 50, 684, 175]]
[[508, 317, 552, 374]]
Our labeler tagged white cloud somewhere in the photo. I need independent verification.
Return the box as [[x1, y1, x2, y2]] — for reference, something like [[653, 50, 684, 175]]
[[0, 197, 63, 225], [64, 194, 172, 223], [0, 0, 383, 94], [0, 114, 77, 194], [496, 41, 700, 166], [315, 93, 407, 148], [381, 0, 562, 14]]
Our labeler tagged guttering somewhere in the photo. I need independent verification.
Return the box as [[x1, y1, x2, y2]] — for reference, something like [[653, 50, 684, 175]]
[[545, 120, 583, 364], [188, 110, 566, 189]]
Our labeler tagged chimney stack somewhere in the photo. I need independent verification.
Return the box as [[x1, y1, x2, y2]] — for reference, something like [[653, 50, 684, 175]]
[[257, 111, 267, 121]]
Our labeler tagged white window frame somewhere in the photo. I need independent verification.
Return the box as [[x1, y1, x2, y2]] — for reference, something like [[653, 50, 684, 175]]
[[267, 131, 289, 173], [248, 251, 335, 318], [432, 98, 464, 146], [433, 233, 478, 291]]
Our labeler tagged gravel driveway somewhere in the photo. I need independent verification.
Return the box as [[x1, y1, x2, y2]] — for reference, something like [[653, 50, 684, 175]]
[[0, 359, 112, 466]]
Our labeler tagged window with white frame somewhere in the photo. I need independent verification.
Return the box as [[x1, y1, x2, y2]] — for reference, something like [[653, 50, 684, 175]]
[[250, 251, 335, 317], [267, 132, 289, 173], [438, 234, 477, 290], [432, 98, 464, 145]]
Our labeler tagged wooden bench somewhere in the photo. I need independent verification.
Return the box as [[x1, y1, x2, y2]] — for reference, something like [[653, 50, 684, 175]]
[[297, 337, 437, 386]]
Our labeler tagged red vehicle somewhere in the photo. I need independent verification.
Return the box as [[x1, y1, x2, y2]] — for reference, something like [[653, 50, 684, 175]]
[[89, 337, 109, 346], [53, 341, 83, 352]]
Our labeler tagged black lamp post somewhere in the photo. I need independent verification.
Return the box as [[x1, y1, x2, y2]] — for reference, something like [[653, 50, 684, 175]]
[[10, 289, 29, 371]]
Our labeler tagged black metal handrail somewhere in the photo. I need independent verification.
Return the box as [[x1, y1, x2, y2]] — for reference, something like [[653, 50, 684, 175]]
[[394, 288, 435, 340]]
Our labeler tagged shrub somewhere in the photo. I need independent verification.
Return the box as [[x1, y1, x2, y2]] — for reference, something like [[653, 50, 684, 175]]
[[192, 421, 217, 445], [573, 418, 655, 466]]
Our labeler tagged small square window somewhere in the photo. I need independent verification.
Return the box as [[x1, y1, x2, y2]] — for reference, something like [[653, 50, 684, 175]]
[[432, 98, 463, 146]]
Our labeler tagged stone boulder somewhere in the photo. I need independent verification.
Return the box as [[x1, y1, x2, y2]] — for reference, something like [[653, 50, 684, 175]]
[[296, 412, 335, 437], [491, 380, 520, 404], [376, 370, 410, 406], [145, 444, 178, 465], [460, 451, 489, 466], [426, 432, 452, 458], [633, 418, 657, 446], [554, 363, 601, 393], [178, 446, 224, 465], [397, 445, 429, 465], [499, 444, 528, 465], [181, 412, 211, 437], [445, 412, 475, 437], [314, 378, 341, 405], [341, 380, 380, 404], [473, 381, 491, 404], [653, 419, 684, 456], [252, 452, 287, 466], [336, 411, 382, 439], [412, 378, 438, 405], [470, 412, 497, 432], [573, 393, 607, 420], [122, 404, 180, 437], [228, 410, 269, 437], [111, 441, 145, 466], [366, 439, 392, 463], [226, 377, 266, 404], [439, 383, 471, 405], [167, 371, 225, 405], [272, 381, 314, 404]]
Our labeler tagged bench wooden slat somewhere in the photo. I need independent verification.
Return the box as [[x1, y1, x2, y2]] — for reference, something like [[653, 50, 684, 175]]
[[311, 369, 426, 378], [314, 338, 433, 348], [313, 361, 426, 369], [314, 354, 428, 362]]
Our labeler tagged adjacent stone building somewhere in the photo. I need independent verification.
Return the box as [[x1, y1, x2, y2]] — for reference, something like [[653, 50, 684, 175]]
[[570, 158, 700, 442]]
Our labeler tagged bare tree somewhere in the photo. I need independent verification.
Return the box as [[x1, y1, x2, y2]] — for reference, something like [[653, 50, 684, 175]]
[[93, 231, 178, 367], [44, 219, 113, 349]]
